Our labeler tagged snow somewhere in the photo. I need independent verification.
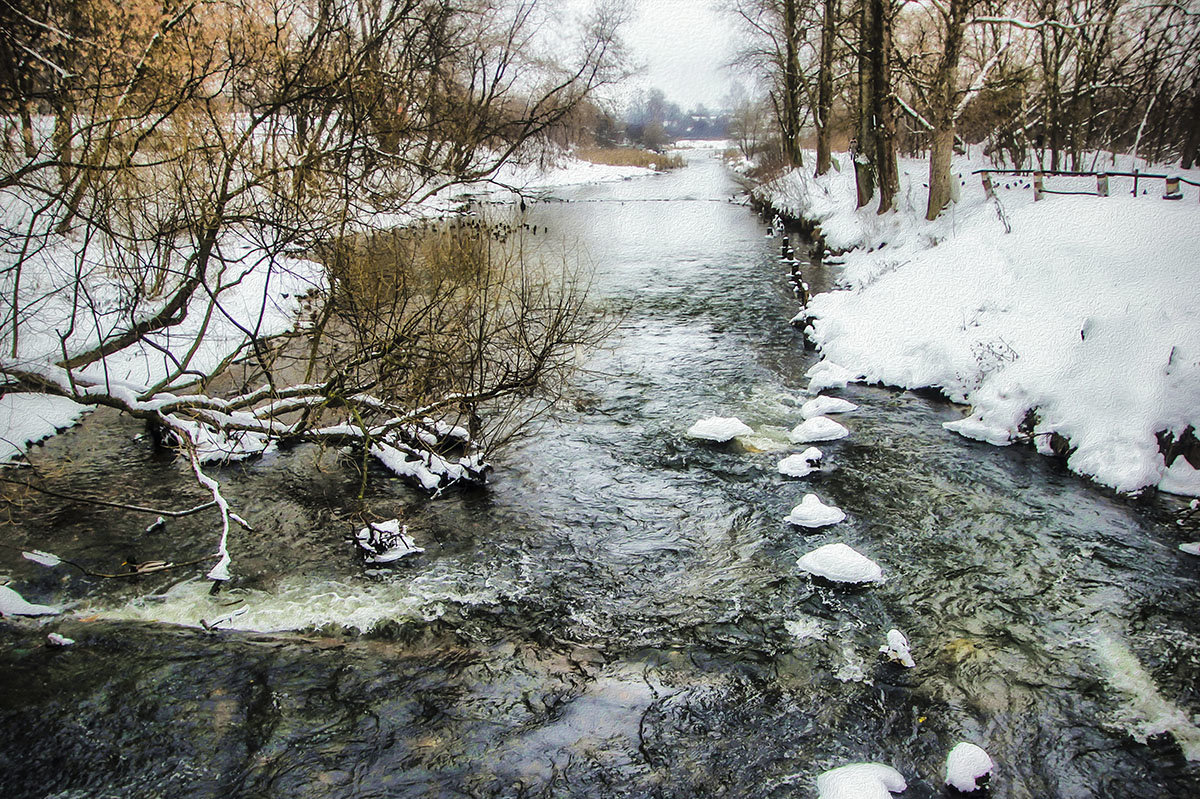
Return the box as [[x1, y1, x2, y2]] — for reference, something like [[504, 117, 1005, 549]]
[[355, 519, 424, 564], [758, 149, 1200, 496], [807, 361, 861, 393], [797, 543, 884, 584], [0, 585, 59, 616], [1160, 459, 1200, 496], [687, 416, 755, 442], [789, 416, 849, 443], [801, 395, 858, 419], [880, 628, 916, 668], [816, 762, 907, 799], [47, 632, 75, 646], [1180, 543, 1200, 556], [777, 447, 823, 477], [0, 394, 92, 463], [784, 494, 846, 528], [945, 742, 994, 792]]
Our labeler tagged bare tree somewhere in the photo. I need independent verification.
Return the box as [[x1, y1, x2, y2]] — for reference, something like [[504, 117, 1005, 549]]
[[0, 0, 627, 581]]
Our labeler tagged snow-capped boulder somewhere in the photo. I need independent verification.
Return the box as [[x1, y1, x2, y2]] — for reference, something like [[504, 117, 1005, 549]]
[[879, 628, 915, 667], [687, 416, 754, 442], [0, 585, 59, 616], [789, 416, 849, 443], [797, 543, 884, 584], [785, 494, 846, 527], [801, 395, 859, 419], [777, 447, 823, 477], [816, 762, 907, 799], [355, 520, 423, 564], [945, 742, 994, 792]]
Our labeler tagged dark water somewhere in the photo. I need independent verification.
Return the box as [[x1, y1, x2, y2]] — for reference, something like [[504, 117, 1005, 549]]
[[2, 149, 1199, 798]]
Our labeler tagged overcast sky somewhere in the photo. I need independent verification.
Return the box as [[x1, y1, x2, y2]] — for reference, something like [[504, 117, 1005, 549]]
[[619, 0, 739, 112]]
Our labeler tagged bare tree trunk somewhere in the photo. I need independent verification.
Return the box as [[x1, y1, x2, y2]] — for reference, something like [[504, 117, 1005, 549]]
[[782, 0, 804, 167], [925, 0, 969, 220], [815, 0, 837, 176]]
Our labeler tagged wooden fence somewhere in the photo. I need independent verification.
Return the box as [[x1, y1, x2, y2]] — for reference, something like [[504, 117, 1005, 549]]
[[973, 168, 1200, 202]]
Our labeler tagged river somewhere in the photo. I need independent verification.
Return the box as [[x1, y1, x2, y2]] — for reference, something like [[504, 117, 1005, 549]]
[[1, 148, 1198, 798]]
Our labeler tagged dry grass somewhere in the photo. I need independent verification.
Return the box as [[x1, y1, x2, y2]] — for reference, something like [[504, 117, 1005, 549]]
[[575, 146, 685, 170]]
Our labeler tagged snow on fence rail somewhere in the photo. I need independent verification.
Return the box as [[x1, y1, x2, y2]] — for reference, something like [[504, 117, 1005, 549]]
[[975, 168, 1200, 202]]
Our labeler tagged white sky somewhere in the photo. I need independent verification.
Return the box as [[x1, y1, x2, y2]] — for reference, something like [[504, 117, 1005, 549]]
[[621, 0, 737, 111]]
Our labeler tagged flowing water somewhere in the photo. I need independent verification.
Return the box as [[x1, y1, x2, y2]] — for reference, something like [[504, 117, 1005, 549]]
[[2, 149, 1199, 798]]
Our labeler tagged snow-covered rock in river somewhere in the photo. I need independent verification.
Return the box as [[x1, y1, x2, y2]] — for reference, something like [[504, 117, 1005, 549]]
[[777, 447, 823, 477], [0, 585, 59, 616], [784, 494, 846, 528], [801, 395, 859, 419], [797, 543, 884, 584], [945, 742, 994, 792], [789, 416, 849, 443], [816, 762, 907, 799], [355, 520, 423, 564], [686, 416, 754, 442], [807, 361, 861, 394], [879, 628, 915, 667]]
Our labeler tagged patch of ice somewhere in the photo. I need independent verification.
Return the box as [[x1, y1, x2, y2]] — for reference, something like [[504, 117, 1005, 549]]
[[0, 585, 59, 616], [789, 416, 849, 443], [801, 395, 859, 419], [945, 742, 994, 792], [880, 628, 915, 668], [797, 543, 884, 584], [686, 416, 754, 442], [22, 550, 62, 568], [777, 447, 823, 477], [784, 494, 846, 528], [816, 762, 907, 799]]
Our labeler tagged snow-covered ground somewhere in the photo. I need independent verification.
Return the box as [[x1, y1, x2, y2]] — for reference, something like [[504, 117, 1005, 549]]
[[755, 151, 1200, 497], [0, 151, 653, 463]]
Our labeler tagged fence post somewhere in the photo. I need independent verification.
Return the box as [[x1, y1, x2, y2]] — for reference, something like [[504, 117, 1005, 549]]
[[1164, 176, 1182, 200], [1132, 169, 1139, 196], [981, 173, 995, 198], [1097, 173, 1109, 197], [1033, 171, 1044, 201]]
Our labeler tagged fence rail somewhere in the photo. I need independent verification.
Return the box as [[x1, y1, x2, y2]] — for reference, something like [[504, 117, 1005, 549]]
[[972, 168, 1199, 202]]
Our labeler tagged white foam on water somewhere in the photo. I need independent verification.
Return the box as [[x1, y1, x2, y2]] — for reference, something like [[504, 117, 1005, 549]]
[[83, 562, 528, 633], [1093, 631, 1200, 760]]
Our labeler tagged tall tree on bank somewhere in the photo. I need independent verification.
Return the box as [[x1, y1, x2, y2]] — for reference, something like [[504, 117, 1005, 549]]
[[924, 0, 979, 219], [814, 0, 838, 174], [729, 0, 814, 168], [855, 0, 898, 211]]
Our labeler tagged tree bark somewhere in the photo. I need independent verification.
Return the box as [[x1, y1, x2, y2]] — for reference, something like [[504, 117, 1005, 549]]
[[925, 0, 969, 220], [782, 0, 804, 167], [815, 0, 837, 175]]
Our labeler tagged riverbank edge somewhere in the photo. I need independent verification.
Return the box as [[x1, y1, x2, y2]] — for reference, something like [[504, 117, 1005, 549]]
[[739, 154, 1200, 501]]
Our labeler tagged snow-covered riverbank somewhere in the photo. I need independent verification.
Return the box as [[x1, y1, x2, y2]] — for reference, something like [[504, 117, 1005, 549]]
[[755, 152, 1200, 497]]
